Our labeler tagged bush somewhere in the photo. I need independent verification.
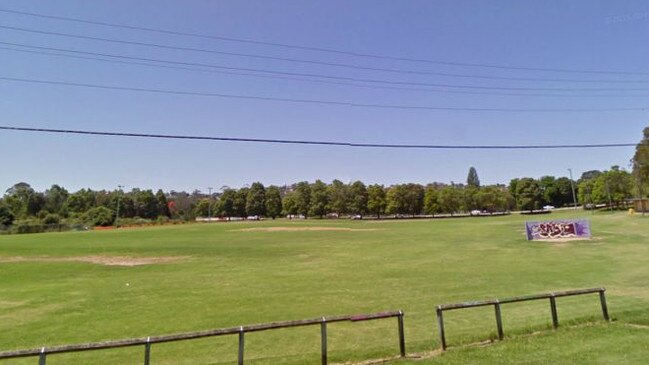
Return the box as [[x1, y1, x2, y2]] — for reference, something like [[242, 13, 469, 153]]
[[42, 213, 61, 225], [84, 206, 115, 227]]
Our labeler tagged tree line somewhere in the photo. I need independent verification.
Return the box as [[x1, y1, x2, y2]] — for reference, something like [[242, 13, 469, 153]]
[[2, 163, 642, 233]]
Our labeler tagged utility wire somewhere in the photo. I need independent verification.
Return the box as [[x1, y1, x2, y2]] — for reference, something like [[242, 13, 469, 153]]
[[8, 46, 649, 98], [0, 126, 636, 149], [4, 40, 649, 93], [2, 76, 647, 112], [3, 40, 649, 86], [5, 24, 649, 83], [1, 7, 648, 77]]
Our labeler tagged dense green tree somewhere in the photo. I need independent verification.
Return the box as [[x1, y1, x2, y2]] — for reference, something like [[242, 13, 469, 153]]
[[0, 202, 14, 226], [4, 182, 44, 218], [44, 184, 69, 215], [265, 186, 282, 219], [328, 179, 349, 215], [156, 189, 171, 218], [423, 186, 441, 216], [632, 126, 649, 196], [233, 188, 249, 217], [554, 177, 577, 207], [438, 186, 461, 215], [133, 189, 158, 219], [348, 181, 368, 217], [476, 186, 509, 213], [467, 167, 480, 187], [404, 183, 425, 216], [218, 189, 236, 217], [309, 180, 329, 218], [591, 166, 633, 208], [282, 191, 298, 216], [194, 198, 212, 217], [367, 184, 387, 218], [386, 185, 408, 215], [580, 170, 602, 181], [515, 178, 544, 211], [508, 178, 520, 203], [294, 182, 311, 218], [246, 182, 266, 217], [65, 188, 96, 214], [461, 186, 479, 213]]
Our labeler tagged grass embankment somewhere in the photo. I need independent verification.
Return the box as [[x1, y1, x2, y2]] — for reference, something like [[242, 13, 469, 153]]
[[0, 211, 648, 364]]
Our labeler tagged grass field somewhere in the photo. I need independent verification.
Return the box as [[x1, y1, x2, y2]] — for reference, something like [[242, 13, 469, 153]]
[[1, 211, 648, 364]]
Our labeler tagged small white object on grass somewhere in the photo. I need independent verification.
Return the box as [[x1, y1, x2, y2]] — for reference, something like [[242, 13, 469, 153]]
[[126, 283, 130, 287]]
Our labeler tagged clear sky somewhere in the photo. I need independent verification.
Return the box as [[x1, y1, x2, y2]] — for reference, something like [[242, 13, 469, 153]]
[[1, 0, 647, 193]]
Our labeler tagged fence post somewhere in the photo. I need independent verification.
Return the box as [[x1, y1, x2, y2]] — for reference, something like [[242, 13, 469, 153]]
[[436, 306, 447, 351], [599, 289, 610, 321], [397, 310, 406, 357], [321, 317, 328, 365], [494, 301, 504, 340], [549, 294, 559, 329], [38, 347, 46, 365], [238, 326, 245, 365], [144, 337, 151, 365]]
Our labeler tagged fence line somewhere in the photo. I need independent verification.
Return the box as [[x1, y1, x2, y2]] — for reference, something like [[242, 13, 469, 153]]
[[435, 287, 609, 350], [0, 310, 404, 365]]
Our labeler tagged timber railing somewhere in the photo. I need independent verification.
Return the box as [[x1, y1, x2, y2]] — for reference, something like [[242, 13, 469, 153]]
[[435, 287, 609, 350], [0, 310, 405, 365]]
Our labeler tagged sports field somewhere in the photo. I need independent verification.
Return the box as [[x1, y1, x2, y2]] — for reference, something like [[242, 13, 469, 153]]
[[1, 211, 648, 364]]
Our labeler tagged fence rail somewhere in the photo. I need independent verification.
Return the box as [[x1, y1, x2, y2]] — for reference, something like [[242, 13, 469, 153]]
[[435, 287, 609, 350], [0, 310, 404, 365]]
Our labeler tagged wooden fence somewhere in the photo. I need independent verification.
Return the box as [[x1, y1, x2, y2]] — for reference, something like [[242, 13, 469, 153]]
[[0, 310, 405, 365], [435, 287, 609, 350]]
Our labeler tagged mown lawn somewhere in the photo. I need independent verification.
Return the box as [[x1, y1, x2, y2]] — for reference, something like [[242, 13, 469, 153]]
[[0, 211, 647, 364]]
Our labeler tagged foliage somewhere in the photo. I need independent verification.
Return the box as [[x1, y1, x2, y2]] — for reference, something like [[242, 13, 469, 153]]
[[467, 167, 480, 187], [348, 181, 368, 216], [515, 178, 543, 211], [367, 184, 387, 218], [264, 186, 282, 219], [83, 206, 115, 226], [246, 182, 266, 217]]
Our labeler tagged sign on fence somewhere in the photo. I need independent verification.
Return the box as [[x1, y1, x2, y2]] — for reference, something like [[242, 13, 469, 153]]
[[525, 219, 591, 241]]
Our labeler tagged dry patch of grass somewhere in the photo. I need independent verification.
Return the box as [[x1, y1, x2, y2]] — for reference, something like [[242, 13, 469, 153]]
[[0, 255, 188, 266]]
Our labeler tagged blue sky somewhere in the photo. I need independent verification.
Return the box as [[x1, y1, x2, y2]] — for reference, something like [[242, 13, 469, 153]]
[[0, 0, 647, 193]]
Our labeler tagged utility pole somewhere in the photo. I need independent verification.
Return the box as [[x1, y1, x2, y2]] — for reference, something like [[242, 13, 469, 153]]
[[207, 187, 213, 221], [115, 185, 124, 227], [568, 169, 578, 210]]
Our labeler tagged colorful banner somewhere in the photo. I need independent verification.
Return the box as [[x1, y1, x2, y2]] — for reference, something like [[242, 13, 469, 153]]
[[525, 219, 591, 240]]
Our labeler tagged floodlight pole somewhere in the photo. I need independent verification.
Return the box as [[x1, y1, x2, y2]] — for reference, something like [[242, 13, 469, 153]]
[[207, 187, 213, 221], [568, 169, 578, 210]]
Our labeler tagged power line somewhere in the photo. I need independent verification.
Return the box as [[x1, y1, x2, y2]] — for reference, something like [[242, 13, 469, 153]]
[[5, 24, 649, 84], [6, 43, 649, 96], [2, 7, 649, 77], [2, 76, 647, 112], [4, 40, 649, 86], [0, 126, 637, 149]]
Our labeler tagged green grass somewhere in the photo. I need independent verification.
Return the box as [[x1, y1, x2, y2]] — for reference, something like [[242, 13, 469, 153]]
[[0, 211, 648, 364]]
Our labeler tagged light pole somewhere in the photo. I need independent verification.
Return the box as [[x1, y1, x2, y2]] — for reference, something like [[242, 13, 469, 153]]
[[568, 169, 578, 210], [207, 187, 213, 221], [115, 185, 124, 227]]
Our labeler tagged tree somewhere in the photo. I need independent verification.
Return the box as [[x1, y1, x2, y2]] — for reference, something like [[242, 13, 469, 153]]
[[404, 183, 424, 216], [4, 182, 44, 218], [632, 126, 649, 197], [591, 166, 633, 208], [44, 184, 69, 215], [218, 189, 236, 217], [233, 188, 249, 218], [194, 198, 212, 217], [367, 184, 387, 218], [0, 202, 14, 226], [294, 182, 311, 218], [348, 181, 368, 217], [438, 186, 461, 215], [265, 186, 282, 219], [133, 189, 158, 219], [386, 185, 408, 215], [309, 180, 329, 218], [423, 186, 441, 216], [246, 182, 266, 217], [282, 191, 298, 216], [328, 179, 349, 215], [515, 178, 543, 211], [467, 167, 480, 188], [554, 177, 576, 207], [156, 189, 171, 218], [65, 188, 96, 214], [461, 186, 479, 214]]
